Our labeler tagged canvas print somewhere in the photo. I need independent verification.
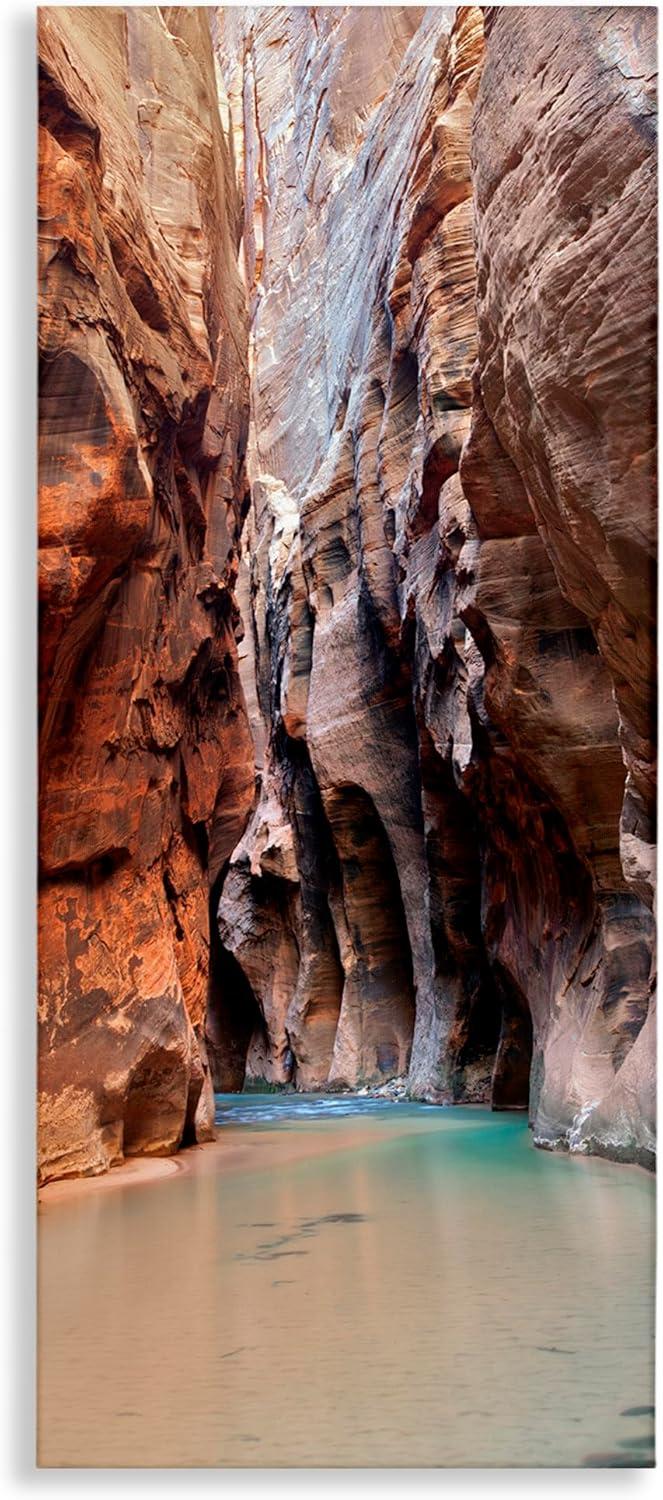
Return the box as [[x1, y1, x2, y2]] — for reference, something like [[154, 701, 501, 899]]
[[37, 2, 656, 1470]]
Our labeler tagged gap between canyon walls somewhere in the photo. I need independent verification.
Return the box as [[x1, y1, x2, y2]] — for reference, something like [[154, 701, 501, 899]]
[[209, 4, 656, 1168], [37, 5, 656, 1185]]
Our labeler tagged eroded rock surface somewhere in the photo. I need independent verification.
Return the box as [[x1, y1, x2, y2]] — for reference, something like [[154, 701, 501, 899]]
[[38, 5, 255, 1182], [467, 4, 657, 1162], [211, 4, 656, 1166], [38, 4, 656, 1179]]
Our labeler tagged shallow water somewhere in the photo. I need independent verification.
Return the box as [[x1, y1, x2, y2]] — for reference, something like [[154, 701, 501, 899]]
[[39, 1097, 655, 1467]]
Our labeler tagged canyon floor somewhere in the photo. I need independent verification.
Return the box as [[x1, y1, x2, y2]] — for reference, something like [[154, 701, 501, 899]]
[[38, 1093, 654, 1469]]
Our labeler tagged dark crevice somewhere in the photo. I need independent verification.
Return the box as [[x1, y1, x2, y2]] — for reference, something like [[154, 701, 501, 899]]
[[205, 863, 266, 1091], [490, 965, 533, 1110]]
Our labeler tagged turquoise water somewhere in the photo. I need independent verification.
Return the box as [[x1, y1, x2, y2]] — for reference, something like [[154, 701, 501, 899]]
[[39, 1097, 655, 1467]]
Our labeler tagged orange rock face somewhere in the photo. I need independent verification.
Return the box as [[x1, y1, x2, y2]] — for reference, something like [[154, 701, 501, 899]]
[[38, 6, 255, 1182], [39, 5, 656, 1178]]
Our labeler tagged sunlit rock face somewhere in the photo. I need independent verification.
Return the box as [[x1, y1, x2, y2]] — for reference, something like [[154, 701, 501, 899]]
[[38, 6, 255, 1183], [213, 4, 656, 1166]]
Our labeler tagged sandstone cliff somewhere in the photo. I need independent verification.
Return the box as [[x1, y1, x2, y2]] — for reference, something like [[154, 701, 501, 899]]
[[211, 4, 656, 1167], [38, 4, 656, 1180], [38, 5, 255, 1182]]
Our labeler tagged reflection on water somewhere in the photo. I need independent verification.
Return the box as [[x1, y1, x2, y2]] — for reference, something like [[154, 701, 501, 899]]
[[39, 1098, 655, 1467]]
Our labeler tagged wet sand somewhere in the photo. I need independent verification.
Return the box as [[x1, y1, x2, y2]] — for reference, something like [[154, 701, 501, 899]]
[[38, 1114, 420, 1209]]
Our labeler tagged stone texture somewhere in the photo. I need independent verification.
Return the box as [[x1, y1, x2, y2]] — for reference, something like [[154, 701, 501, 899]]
[[466, 3, 657, 1163], [38, 4, 656, 1179], [38, 5, 255, 1183], [212, 4, 656, 1166]]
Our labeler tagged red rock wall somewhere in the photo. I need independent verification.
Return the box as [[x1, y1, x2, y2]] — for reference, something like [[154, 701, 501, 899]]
[[38, 5, 255, 1182], [212, 5, 656, 1166]]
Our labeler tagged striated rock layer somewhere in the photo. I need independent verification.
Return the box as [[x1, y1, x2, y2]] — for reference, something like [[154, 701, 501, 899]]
[[211, 4, 656, 1167], [38, 5, 255, 1182], [38, 5, 656, 1180]]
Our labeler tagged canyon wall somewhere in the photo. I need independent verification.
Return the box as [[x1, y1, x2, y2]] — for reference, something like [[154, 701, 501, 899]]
[[38, 4, 656, 1181], [38, 5, 255, 1182], [212, 4, 656, 1167]]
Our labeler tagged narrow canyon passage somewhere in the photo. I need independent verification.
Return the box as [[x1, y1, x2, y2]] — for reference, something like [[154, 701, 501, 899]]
[[37, 2, 656, 1184], [35, 5, 657, 1473]]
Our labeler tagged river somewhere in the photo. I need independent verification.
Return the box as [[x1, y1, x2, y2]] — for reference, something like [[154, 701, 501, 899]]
[[38, 1096, 655, 1467]]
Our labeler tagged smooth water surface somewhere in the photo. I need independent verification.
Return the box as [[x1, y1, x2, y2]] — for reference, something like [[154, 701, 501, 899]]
[[39, 1097, 655, 1467]]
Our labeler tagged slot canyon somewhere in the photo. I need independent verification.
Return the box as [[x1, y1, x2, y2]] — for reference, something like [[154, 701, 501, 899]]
[[37, 3, 657, 1184]]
